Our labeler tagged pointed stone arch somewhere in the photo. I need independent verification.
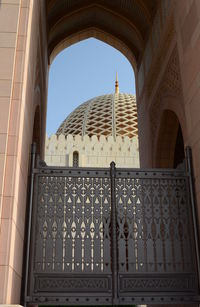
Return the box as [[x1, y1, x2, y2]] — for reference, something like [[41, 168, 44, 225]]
[[50, 27, 136, 70], [155, 109, 185, 168], [46, 0, 157, 68]]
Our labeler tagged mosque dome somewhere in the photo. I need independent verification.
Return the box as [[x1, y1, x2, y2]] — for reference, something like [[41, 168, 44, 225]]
[[46, 80, 139, 168], [57, 91, 138, 139]]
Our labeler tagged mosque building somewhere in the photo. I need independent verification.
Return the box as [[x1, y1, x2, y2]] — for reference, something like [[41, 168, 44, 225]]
[[45, 78, 139, 168]]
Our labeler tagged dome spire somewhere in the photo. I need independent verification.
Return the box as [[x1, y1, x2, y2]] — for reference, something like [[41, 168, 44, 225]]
[[115, 72, 119, 94]]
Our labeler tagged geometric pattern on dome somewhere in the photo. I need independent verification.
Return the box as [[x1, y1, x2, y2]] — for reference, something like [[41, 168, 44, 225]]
[[115, 93, 138, 138], [85, 94, 113, 137], [56, 93, 138, 139], [56, 100, 90, 136]]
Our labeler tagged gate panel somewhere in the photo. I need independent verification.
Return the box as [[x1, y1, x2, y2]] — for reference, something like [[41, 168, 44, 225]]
[[115, 169, 199, 304], [28, 167, 113, 305], [25, 147, 200, 306]]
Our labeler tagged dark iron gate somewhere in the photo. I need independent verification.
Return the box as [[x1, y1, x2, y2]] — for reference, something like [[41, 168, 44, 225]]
[[24, 145, 200, 305]]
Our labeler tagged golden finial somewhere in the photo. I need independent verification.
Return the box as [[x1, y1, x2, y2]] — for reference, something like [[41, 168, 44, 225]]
[[115, 72, 119, 94]]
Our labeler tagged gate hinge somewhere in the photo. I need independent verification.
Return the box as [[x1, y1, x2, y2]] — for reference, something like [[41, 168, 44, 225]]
[[33, 168, 40, 174], [25, 296, 31, 302]]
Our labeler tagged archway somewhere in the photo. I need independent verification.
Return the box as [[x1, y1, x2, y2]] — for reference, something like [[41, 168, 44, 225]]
[[43, 1, 158, 167], [46, 0, 156, 67], [2, 1, 200, 306], [50, 28, 136, 71], [173, 124, 185, 168], [155, 110, 185, 168]]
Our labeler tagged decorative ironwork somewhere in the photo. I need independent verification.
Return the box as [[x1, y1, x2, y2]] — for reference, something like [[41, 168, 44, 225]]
[[35, 275, 112, 292], [24, 147, 200, 306], [115, 172, 195, 274], [34, 174, 111, 274]]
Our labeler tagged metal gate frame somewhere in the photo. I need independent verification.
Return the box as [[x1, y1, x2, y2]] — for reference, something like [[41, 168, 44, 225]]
[[22, 144, 200, 306]]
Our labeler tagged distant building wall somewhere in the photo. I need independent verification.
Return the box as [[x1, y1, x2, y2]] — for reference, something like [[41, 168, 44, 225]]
[[45, 134, 139, 168]]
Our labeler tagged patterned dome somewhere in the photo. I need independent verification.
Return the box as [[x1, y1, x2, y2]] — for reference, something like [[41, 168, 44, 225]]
[[57, 93, 138, 139]]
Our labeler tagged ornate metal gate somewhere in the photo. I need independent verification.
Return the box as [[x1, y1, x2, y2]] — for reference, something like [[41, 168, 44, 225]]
[[24, 145, 200, 306]]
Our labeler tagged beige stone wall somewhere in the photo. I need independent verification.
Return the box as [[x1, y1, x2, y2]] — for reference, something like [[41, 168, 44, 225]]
[[137, 0, 200, 237], [0, 1, 24, 303], [136, 0, 175, 167], [0, 0, 48, 303], [175, 0, 200, 224], [45, 134, 139, 168]]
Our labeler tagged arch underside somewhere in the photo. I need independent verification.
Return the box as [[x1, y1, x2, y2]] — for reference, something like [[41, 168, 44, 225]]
[[50, 27, 136, 70], [46, 0, 158, 68]]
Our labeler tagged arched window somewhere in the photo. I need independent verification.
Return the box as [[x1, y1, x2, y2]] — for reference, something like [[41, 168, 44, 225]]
[[73, 151, 79, 167]]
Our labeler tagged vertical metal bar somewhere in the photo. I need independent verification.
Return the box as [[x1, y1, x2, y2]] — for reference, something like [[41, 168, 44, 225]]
[[110, 161, 118, 305], [185, 146, 200, 286], [24, 143, 37, 307]]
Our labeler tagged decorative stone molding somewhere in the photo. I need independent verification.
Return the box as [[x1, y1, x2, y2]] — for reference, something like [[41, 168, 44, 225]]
[[160, 47, 182, 96]]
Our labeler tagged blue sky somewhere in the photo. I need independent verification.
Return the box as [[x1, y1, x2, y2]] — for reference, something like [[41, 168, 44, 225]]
[[46, 38, 136, 135]]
